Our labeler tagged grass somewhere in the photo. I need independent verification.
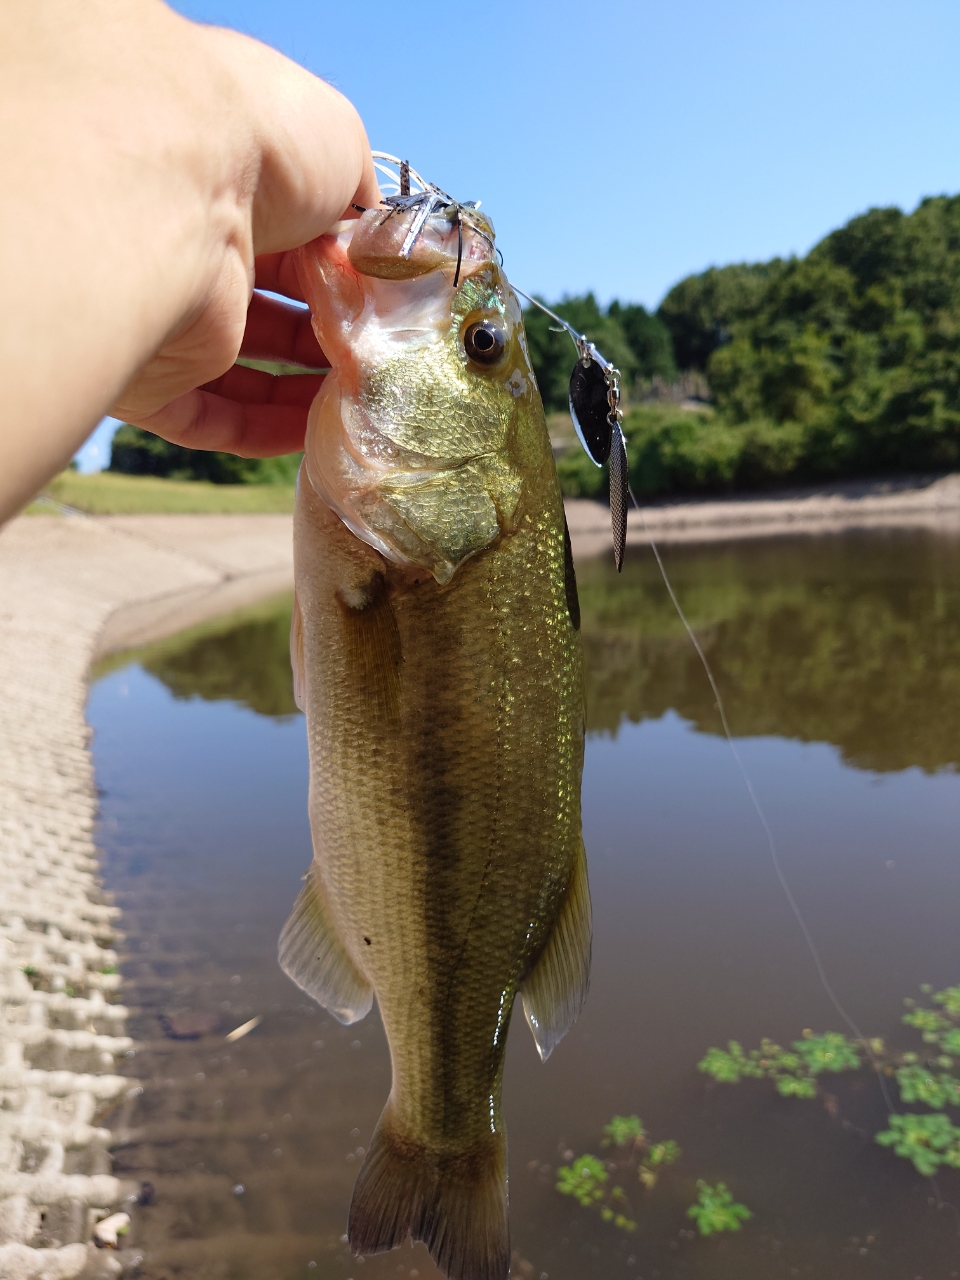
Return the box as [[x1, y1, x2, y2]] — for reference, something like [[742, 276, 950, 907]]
[[28, 470, 295, 515]]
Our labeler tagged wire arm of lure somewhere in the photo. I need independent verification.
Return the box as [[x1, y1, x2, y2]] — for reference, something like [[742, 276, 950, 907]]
[[372, 152, 433, 197], [370, 152, 495, 265], [510, 288, 610, 370]]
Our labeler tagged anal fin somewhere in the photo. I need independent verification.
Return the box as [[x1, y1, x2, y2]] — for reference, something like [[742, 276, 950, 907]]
[[279, 867, 373, 1025], [521, 841, 592, 1061]]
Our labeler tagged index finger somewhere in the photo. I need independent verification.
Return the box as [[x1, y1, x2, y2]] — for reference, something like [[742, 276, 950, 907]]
[[241, 290, 326, 367], [255, 252, 306, 302]]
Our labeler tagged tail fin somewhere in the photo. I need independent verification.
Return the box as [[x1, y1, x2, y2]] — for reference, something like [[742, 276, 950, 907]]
[[348, 1103, 509, 1280]]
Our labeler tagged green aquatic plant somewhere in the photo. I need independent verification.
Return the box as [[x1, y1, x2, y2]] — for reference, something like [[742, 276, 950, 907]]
[[556, 1152, 635, 1232], [646, 1139, 681, 1168], [699, 983, 960, 1180], [602, 1114, 645, 1148], [934, 986, 960, 1018], [875, 1114, 960, 1176], [793, 1032, 861, 1075], [697, 1041, 765, 1084], [895, 1066, 960, 1110], [555, 1114, 749, 1241], [686, 1181, 752, 1236], [556, 1155, 608, 1209], [901, 987, 960, 1062], [555, 1115, 683, 1233], [902, 1005, 950, 1042], [698, 1031, 860, 1098]]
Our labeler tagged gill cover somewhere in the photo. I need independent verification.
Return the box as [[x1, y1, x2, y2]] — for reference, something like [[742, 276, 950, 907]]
[[295, 211, 538, 585]]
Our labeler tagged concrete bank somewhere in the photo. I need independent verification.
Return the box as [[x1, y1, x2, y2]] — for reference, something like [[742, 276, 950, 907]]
[[0, 514, 293, 1279]]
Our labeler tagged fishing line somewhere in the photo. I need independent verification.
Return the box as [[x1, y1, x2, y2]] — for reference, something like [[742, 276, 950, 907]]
[[632, 526, 956, 1208], [625, 483, 897, 1116], [514, 282, 903, 1125]]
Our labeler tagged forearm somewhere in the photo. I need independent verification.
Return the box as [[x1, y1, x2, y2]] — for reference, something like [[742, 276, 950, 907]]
[[0, 0, 374, 522]]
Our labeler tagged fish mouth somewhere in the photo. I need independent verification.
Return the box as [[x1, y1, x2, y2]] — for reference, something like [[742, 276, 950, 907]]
[[347, 198, 495, 286], [346, 153, 496, 287]]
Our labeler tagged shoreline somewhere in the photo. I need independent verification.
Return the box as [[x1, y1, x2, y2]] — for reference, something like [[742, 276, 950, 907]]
[[564, 470, 960, 558]]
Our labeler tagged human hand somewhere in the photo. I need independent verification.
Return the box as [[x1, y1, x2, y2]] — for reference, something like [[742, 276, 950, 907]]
[[134, 255, 330, 461], [109, 21, 379, 459], [0, 0, 378, 520]]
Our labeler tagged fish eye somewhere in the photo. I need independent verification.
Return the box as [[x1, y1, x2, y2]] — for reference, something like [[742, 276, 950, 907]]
[[463, 319, 506, 365]]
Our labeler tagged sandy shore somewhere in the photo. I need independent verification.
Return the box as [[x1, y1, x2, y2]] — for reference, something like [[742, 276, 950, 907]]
[[2, 474, 960, 1275]]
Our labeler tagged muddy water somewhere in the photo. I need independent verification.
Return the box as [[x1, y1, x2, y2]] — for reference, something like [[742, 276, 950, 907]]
[[89, 531, 960, 1280]]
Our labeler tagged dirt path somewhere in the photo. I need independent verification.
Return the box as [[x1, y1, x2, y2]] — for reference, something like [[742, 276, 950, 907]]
[[565, 472, 960, 558]]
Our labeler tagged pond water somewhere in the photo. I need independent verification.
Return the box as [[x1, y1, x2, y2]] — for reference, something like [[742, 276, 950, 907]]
[[89, 530, 960, 1280]]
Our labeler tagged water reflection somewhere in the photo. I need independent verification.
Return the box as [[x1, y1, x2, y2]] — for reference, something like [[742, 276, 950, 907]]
[[113, 531, 960, 773], [96, 594, 299, 719], [579, 529, 960, 771]]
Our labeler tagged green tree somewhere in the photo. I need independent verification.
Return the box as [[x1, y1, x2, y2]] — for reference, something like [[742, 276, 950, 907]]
[[657, 261, 783, 371], [705, 196, 960, 477], [522, 294, 676, 413], [607, 301, 677, 383]]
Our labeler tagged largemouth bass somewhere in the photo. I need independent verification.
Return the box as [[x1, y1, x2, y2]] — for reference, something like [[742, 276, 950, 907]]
[[281, 194, 589, 1280]]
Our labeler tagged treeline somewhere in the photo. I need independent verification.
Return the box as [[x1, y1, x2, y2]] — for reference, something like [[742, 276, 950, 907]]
[[541, 193, 960, 498], [111, 194, 960, 497], [109, 423, 301, 485]]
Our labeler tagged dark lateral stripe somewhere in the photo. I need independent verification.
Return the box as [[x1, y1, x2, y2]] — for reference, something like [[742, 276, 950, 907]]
[[336, 571, 402, 727]]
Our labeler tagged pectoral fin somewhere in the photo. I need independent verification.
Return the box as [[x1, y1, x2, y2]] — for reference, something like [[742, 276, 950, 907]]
[[290, 591, 306, 712], [279, 868, 373, 1025], [521, 842, 592, 1061]]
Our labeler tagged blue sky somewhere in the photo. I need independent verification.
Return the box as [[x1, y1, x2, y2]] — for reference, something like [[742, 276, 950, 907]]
[[76, 418, 122, 473], [84, 0, 960, 468], [167, 0, 960, 307]]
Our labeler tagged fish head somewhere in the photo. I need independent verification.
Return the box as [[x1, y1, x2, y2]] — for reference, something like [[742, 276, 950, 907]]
[[295, 207, 548, 584]]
